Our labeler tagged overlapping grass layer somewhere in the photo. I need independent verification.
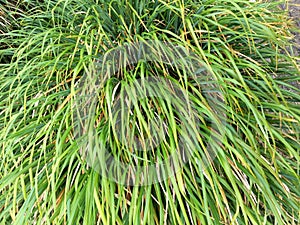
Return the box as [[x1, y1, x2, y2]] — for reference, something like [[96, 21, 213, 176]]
[[0, 0, 299, 224]]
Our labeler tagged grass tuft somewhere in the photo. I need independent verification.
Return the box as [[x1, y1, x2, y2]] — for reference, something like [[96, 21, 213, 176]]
[[0, 0, 299, 224]]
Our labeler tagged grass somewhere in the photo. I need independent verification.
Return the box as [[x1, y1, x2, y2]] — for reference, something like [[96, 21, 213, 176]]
[[0, 0, 299, 224]]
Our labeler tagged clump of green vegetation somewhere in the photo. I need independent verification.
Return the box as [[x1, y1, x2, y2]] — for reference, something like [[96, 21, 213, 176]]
[[0, 0, 299, 224]]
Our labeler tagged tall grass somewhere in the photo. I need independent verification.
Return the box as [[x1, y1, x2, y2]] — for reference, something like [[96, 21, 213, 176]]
[[0, 0, 299, 224]]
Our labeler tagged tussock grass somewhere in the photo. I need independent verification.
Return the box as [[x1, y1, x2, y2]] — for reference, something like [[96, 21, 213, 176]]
[[0, 0, 299, 224]]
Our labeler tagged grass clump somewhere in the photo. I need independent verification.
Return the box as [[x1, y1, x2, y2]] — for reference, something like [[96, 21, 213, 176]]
[[0, 0, 299, 224]]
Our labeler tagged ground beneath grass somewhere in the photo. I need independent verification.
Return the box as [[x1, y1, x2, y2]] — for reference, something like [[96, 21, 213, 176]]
[[289, 0, 300, 54]]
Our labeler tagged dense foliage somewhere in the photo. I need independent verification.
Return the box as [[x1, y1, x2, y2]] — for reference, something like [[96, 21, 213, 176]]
[[0, 0, 299, 224]]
